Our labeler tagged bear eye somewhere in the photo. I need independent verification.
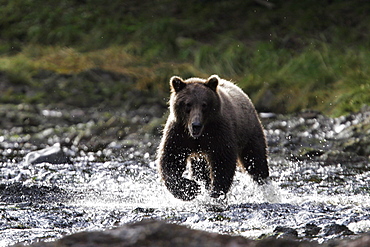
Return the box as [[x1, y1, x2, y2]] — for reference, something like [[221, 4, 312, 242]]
[[185, 102, 192, 113], [202, 103, 208, 109]]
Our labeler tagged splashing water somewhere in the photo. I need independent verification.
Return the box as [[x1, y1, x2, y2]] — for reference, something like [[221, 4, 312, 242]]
[[67, 156, 370, 243], [0, 110, 369, 246]]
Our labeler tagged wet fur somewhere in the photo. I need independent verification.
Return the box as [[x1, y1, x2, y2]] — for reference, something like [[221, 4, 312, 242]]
[[157, 75, 269, 201]]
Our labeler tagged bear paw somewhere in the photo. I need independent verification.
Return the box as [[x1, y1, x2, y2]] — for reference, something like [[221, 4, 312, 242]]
[[166, 178, 200, 201], [210, 189, 226, 199]]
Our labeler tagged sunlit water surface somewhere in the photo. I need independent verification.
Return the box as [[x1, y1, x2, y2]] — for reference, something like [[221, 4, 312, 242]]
[[1, 112, 369, 246]]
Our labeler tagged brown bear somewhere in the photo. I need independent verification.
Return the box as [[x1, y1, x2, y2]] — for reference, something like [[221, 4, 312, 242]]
[[157, 75, 269, 201]]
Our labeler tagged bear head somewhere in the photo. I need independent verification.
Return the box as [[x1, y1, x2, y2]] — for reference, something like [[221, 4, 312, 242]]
[[169, 75, 221, 139]]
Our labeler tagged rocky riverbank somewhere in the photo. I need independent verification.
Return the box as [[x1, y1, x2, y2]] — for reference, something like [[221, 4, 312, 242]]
[[1, 102, 369, 165], [0, 101, 165, 164], [0, 102, 369, 246]]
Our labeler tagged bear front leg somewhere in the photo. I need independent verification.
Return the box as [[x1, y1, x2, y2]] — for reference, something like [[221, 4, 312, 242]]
[[159, 145, 200, 201], [208, 149, 237, 198], [240, 138, 269, 184], [190, 156, 211, 190]]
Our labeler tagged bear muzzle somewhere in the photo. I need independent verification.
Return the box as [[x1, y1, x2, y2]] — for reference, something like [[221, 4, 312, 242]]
[[190, 121, 203, 138]]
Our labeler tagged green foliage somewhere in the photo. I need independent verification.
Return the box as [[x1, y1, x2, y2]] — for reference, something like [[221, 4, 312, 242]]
[[0, 0, 369, 115], [0, 54, 36, 85]]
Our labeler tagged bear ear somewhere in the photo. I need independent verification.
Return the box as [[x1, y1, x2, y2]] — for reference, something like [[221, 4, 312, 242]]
[[206, 75, 219, 92], [170, 76, 186, 93]]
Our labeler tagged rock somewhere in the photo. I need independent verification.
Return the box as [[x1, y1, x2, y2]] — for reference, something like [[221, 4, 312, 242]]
[[273, 226, 298, 239], [336, 109, 370, 156], [9, 220, 370, 247], [0, 182, 68, 203], [333, 232, 370, 247], [304, 223, 321, 237], [259, 112, 277, 119], [256, 238, 314, 247], [299, 148, 325, 160], [342, 137, 370, 157], [324, 223, 354, 236], [15, 220, 256, 247], [319, 150, 367, 164], [23, 143, 71, 165]]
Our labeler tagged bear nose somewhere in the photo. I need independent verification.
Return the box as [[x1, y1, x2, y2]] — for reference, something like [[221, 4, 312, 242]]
[[191, 122, 202, 136], [192, 122, 202, 129]]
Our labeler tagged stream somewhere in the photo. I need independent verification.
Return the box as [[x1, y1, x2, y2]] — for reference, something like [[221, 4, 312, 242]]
[[0, 104, 369, 246]]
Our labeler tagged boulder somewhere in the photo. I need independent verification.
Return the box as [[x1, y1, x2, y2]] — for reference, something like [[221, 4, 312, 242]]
[[23, 143, 71, 165], [11, 220, 370, 247], [14, 220, 255, 247]]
